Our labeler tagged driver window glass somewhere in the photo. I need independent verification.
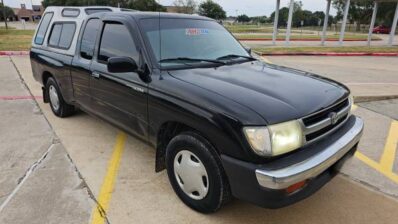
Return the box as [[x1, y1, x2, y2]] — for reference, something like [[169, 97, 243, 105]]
[[98, 23, 139, 63], [80, 18, 100, 60]]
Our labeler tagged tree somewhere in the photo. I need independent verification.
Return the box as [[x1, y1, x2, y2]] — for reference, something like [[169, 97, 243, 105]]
[[333, 0, 373, 31], [376, 2, 398, 27], [198, 0, 226, 20], [332, 0, 397, 31], [251, 16, 267, 24], [173, 0, 197, 14], [269, 1, 302, 27], [128, 0, 166, 12], [270, 7, 289, 27], [0, 3, 14, 21], [237, 14, 250, 23]]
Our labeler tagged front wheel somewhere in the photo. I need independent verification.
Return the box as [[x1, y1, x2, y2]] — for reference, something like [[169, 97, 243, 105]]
[[165, 132, 231, 213], [46, 77, 75, 117]]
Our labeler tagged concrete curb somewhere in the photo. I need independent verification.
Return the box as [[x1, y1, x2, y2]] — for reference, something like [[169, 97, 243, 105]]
[[354, 95, 398, 103], [258, 52, 398, 56], [0, 51, 30, 56]]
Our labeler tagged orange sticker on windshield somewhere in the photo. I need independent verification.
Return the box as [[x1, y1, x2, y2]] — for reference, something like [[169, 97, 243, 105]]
[[186, 28, 209, 36]]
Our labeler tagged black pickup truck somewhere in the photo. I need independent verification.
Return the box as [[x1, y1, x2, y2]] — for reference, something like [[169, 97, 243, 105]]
[[30, 7, 364, 213]]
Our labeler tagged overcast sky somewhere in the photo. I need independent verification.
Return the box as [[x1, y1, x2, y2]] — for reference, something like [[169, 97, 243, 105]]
[[4, 0, 42, 10], [159, 0, 337, 17]]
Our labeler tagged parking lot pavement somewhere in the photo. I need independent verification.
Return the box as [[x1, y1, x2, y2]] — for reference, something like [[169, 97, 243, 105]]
[[341, 105, 398, 197], [2, 55, 398, 223], [0, 57, 93, 223], [265, 56, 398, 100]]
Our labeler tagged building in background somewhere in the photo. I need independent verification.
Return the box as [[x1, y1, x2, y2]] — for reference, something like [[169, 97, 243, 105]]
[[3, 0, 43, 21]]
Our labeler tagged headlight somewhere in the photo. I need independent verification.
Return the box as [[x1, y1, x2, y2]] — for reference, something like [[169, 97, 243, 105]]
[[243, 120, 304, 157]]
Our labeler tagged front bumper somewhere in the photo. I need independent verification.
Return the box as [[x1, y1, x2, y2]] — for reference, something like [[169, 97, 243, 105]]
[[221, 115, 363, 208]]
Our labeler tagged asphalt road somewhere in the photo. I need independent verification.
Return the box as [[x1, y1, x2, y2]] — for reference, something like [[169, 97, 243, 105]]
[[0, 55, 397, 224]]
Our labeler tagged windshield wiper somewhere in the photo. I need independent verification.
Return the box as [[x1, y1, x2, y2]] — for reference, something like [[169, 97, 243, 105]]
[[159, 57, 226, 66], [216, 54, 256, 61]]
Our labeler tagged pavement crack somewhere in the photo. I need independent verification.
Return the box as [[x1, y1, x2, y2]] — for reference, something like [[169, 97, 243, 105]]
[[65, 154, 111, 224], [0, 143, 56, 213], [9, 56, 109, 223], [339, 173, 398, 200]]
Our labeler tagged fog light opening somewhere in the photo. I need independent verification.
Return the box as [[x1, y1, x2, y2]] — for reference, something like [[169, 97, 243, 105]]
[[286, 180, 307, 194]]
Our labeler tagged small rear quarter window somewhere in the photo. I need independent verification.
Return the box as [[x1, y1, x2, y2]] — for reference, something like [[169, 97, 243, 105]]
[[62, 8, 80, 17], [48, 24, 62, 46], [48, 22, 76, 50], [59, 24, 76, 48], [85, 8, 112, 15], [34, 12, 53, 45]]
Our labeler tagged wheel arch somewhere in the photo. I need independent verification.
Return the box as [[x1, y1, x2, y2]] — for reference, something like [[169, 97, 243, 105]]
[[155, 121, 222, 173]]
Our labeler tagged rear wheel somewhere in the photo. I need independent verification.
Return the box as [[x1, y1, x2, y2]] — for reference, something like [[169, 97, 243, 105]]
[[46, 77, 75, 117], [165, 132, 231, 213]]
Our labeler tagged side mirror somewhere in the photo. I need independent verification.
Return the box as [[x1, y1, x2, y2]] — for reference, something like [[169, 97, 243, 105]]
[[244, 46, 252, 55], [107, 57, 138, 73]]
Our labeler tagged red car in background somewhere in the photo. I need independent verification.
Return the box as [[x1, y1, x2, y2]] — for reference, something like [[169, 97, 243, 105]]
[[373, 25, 391, 34]]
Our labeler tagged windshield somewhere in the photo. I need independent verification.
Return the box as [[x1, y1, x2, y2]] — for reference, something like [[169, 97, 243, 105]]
[[140, 18, 251, 69]]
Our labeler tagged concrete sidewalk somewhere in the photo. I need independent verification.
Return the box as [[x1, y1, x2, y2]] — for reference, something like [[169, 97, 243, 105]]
[[0, 57, 93, 224]]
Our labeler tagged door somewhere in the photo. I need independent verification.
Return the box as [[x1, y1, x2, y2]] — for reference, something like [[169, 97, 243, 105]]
[[90, 22, 148, 140], [70, 18, 101, 109]]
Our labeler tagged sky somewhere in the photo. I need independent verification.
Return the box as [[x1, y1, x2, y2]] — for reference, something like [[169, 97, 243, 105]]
[[159, 0, 337, 17], [3, 0, 43, 10]]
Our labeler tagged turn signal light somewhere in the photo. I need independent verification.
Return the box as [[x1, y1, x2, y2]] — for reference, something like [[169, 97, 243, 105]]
[[286, 180, 307, 194]]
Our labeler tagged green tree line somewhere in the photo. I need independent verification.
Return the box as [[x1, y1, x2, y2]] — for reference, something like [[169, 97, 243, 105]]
[[0, 3, 15, 20], [333, 0, 398, 30]]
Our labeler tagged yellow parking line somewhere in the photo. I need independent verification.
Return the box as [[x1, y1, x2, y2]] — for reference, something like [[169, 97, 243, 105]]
[[351, 104, 358, 111], [379, 121, 398, 172], [354, 120, 398, 184], [355, 151, 382, 171], [356, 151, 398, 184], [91, 132, 127, 224], [351, 104, 398, 183]]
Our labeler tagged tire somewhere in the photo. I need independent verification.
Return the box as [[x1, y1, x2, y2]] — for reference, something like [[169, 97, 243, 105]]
[[45, 77, 75, 117], [165, 132, 231, 213]]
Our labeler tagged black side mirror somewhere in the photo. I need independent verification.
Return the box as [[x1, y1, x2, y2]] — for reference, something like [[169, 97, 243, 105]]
[[107, 57, 138, 73]]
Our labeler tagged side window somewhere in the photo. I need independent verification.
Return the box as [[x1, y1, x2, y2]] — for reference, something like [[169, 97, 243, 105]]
[[98, 23, 139, 63], [48, 22, 76, 49], [80, 19, 101, 60], [34, 12, 53, 45], [59, 24, 76, 48], [48, 24, 62, 46]]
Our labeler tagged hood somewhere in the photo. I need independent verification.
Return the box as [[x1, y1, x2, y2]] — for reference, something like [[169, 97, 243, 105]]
[[167, 61, 349, 124]]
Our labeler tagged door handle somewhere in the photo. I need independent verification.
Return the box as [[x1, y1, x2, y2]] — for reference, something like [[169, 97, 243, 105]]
[[91, 72, 101, 79]]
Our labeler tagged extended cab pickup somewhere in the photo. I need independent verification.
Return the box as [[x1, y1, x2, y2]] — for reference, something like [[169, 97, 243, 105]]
[[30, 6, 364, 213]]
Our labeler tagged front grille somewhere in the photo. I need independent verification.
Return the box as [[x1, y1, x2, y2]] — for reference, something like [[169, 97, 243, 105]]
[[305, 114, 348, 141], [302, 99, 349, 126], [301, 98, 351, 143]]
